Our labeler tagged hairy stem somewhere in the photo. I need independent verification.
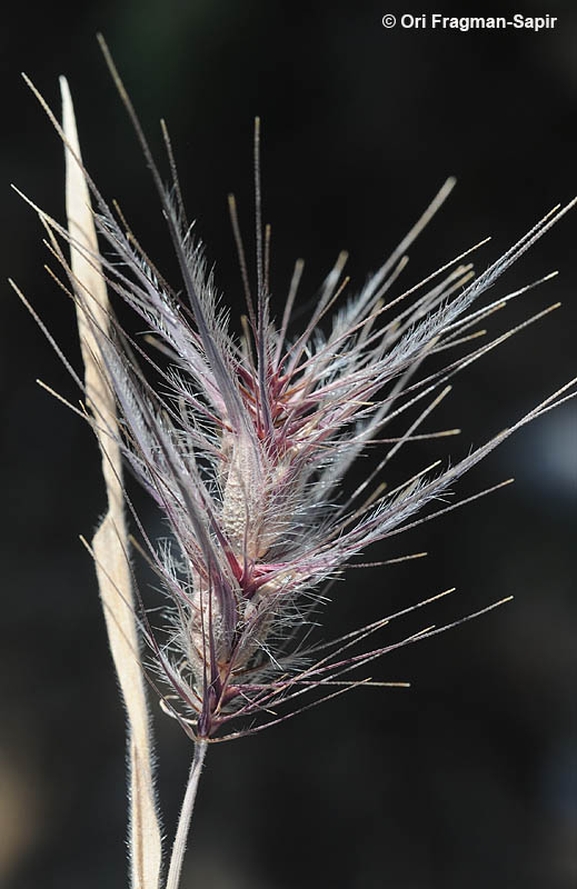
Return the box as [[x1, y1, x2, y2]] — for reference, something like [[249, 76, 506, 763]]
[[166, 740, 208, 889]]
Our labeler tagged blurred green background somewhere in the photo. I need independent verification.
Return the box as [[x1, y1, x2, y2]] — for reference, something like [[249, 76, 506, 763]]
[[1, 1, 576, 887]]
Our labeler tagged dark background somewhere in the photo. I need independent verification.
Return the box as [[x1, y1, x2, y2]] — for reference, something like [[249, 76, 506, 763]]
[[1, 1, 576, 887]]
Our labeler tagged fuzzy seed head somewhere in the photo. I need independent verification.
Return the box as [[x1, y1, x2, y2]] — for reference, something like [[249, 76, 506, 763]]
[[24, 93, 576, 743]]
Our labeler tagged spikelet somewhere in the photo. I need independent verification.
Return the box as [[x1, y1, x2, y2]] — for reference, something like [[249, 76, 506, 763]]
[[14, 57, 576, 749]]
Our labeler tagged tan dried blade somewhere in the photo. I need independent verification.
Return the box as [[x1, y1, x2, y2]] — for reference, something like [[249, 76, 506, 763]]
[[61, 76, 162, 889]]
